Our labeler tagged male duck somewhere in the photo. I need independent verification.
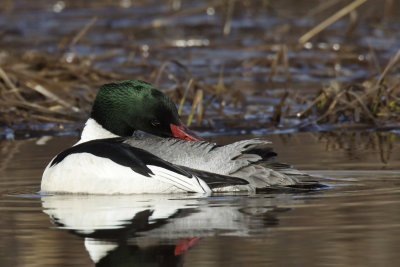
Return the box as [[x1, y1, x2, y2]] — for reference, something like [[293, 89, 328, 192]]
[[41, 80, 315, 194]]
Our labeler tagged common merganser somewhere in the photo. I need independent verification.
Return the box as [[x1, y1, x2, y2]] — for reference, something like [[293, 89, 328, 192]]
[[41, 80, 316, 194]]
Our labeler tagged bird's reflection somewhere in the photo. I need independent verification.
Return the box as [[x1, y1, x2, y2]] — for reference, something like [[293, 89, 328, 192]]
[[41, 194, 289, 266]]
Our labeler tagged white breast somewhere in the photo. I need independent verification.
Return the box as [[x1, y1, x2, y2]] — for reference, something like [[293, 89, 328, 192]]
[[41, 153, 211, 194]]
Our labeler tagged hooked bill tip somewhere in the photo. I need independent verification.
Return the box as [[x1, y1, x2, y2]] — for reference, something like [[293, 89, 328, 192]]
[[170, 123, 200, 142]]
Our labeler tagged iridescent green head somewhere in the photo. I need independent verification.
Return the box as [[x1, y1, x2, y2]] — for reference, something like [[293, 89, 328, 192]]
[[91, 80, 198, 140]]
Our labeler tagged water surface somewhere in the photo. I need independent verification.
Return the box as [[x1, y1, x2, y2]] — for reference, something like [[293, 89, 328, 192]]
[[1, 132, 400, 266]]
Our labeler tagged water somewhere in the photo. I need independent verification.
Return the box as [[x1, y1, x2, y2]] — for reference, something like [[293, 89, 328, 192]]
[[1, 1, 400, 265], [1, 132, 400, 266]]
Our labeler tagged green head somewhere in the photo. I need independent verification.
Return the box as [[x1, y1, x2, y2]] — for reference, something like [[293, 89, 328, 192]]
[[91, 80, 199, 140]]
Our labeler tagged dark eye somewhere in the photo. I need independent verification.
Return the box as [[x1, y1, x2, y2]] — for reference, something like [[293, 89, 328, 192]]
[[150, 119, 160, 127]]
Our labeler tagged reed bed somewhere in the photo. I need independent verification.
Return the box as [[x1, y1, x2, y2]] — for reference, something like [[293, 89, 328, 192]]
[[0, 50, 244, 131], [0, 51, 127, 127], [0, 0, 399, 136], [297, 48, 400, 129]]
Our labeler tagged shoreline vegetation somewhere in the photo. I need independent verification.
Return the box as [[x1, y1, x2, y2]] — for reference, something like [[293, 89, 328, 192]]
[[0, 0, 399, 138]]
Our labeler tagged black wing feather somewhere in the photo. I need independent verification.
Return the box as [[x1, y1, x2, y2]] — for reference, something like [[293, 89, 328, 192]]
[[244, 147, 277, 161], [51, 137, 193, 178]]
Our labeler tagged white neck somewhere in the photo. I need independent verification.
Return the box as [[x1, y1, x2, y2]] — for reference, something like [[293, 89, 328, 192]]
[[76, 118, 119, 145]]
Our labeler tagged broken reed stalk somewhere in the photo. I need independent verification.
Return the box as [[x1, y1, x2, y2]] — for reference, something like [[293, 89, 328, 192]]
[[266, 44, 291, 83], [344, 9, 359, 37], [299, 0, 368, 45], [269, 46, 283, 81], [154, 60, 192, 87], [315, 90, 345, 122], [346, 90, 377, 123], [216, 65, 226, 94], [154, 62, 170, 87], [178, 78, 194, 115], [196, 89, 204, 125], [0, 67, 25, 101], [282, 45, 290, 82], [69, 16, 98, 49], [306, 0, 342, 17], [223, 0, 235, 36], [376, 47, 400, 86], [297, 93, 326, 118], [0, 99, 82, 119], [30, 114, 76, 123], [271, 91, 289, 125], [186, 89, 203, 126], [25, 81, 79, 111], [367, 42, 381, 73]]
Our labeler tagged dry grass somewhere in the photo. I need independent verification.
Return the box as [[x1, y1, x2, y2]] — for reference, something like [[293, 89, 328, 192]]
[[0, 46, 399, 134], [0, 50, 248, 132], [0, 0, 399, 136], [297, 48, 400, 128], [0, 51, 128, 127]]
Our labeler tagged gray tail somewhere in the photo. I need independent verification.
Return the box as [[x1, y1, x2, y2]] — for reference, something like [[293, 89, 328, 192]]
[[179, 166, 249, 189]]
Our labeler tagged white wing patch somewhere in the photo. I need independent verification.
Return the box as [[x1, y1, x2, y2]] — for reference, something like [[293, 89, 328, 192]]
[[148, 165, 211, 194]]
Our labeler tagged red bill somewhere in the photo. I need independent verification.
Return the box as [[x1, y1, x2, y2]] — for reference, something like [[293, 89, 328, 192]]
[[170, 121, 201, 142]]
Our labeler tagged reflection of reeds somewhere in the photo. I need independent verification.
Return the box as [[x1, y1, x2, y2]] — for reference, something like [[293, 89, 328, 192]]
[[317, 131, 396, 164]]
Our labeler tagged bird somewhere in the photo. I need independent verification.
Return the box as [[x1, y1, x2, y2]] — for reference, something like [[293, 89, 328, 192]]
[[41, 80, 318, 194]]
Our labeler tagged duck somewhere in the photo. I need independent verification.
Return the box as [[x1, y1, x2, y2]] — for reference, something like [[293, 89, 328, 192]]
[[41, 80, 317, 194]]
